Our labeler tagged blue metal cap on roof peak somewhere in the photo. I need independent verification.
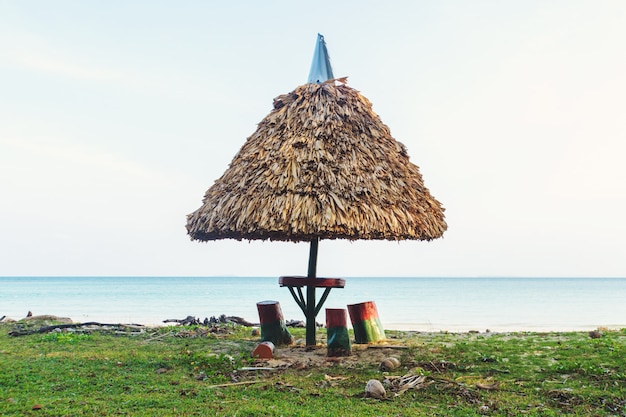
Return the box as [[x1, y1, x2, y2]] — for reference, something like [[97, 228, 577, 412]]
[[307, 33, 334, 84]]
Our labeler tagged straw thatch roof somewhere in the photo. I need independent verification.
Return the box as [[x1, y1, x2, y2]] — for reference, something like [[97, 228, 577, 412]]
[[187, 81, 446, 242]]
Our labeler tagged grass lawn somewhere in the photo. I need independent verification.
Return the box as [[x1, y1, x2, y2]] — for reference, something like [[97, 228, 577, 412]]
[[1, 319, 625, 416]]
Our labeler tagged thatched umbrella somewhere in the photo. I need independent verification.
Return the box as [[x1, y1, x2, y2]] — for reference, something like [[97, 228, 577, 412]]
[[187, 34, 446, 345]]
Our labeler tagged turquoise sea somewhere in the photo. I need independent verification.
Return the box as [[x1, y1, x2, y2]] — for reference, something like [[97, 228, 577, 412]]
[[1, 277, 624, 332]]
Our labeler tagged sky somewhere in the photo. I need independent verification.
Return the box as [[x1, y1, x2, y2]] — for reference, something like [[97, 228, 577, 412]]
[[1, 1, 625, 278]]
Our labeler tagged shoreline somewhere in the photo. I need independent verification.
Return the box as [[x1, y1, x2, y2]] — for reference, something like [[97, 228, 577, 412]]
[[2, 314, 623, 334]]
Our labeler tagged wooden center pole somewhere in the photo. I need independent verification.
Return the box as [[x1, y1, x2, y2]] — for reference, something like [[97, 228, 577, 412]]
[[305, 237, 319, 346]]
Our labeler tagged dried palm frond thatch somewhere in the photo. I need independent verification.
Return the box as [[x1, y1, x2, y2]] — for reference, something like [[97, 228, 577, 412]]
[[186, 81, 446, 243]]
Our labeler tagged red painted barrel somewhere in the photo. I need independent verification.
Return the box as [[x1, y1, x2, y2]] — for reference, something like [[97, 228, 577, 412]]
[[257, 300, 284, 323], [326, 308, 348, 328]]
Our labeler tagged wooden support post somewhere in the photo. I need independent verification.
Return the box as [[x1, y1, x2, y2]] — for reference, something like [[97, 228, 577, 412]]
[[305, 238, 319, 346], [347, 301, 386, 344], [326, 308, 351, 356], [256, 301, 294, 346]]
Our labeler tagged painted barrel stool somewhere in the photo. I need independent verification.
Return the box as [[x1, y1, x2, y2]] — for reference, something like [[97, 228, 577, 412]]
[[325, 308, 351, 356], [347, 301, 385, 344], [256, 300, 294, 345]]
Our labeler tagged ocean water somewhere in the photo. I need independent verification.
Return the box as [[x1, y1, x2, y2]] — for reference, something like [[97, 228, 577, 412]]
[[1, 277, 624, 332]]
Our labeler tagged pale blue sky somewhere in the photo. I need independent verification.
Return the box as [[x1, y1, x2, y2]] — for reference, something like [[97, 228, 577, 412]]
[[1, 1, 625, 277]]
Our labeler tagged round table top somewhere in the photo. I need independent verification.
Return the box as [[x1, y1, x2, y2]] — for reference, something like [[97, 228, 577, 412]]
[[278, 276, 346, 288]]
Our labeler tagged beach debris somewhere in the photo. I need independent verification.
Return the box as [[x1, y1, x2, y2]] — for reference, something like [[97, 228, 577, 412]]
[[206, 380, 265, 389], [416, 359, 457, 372], [588, 330, 603, 339], [379, 357, 401, 371], [317, 374, 348, 388], [23, 315, 73, 324], [163, 315, 199, 325], [476, 380, 500, 390], [163, 315, 257, 327], [385, 373, 432, 396], [217, 315, 257, 326], [325, 374, 347, 382], [207, 353, 235, 365], [365, 344, 409, 350], [8, 321, 145, 337], [365, 379, 386, 399]]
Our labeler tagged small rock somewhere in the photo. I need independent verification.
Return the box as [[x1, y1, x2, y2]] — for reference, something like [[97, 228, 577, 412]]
[[589, 330, 602, 339]]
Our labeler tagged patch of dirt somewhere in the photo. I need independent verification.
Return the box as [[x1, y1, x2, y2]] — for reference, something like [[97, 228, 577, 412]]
[[249, 342, 408, 371], [547, 389, 584, 411]]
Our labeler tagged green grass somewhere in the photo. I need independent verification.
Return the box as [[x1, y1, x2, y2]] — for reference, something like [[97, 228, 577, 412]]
[[1, 320, 624, 416]]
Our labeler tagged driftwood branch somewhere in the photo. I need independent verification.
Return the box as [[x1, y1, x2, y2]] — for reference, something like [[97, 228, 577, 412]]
[[365, 345, 410, 350], [162, 315, 257, 327], [206, 380, 265, 389], [8, 322, 145, 337], [163, 316, 199, 325]]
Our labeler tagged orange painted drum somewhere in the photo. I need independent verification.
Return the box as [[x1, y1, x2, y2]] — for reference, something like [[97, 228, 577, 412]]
[[347, 301, 386, 344], [252, 341, 275, 359], [347, 300, 380, 321]]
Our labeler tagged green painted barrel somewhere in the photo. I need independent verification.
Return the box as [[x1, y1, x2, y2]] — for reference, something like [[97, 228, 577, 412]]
[[256, 300, 294, 345], [326, 308, 351, 356], [347, 301, 385, 344]]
